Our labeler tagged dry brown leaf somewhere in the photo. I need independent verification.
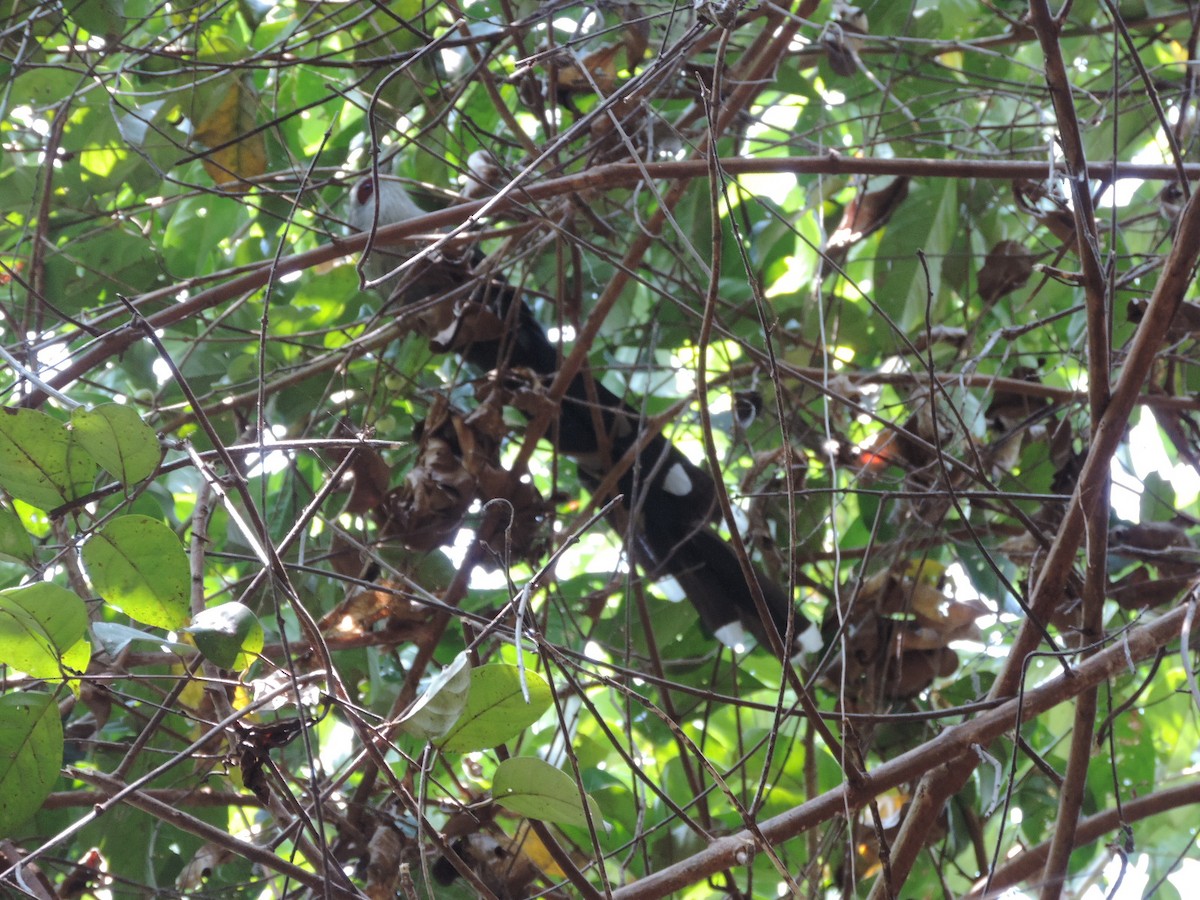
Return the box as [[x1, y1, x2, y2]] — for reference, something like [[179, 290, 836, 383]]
[[1128, 295, 1200, 340], [829, 562, 985, 701], [889, 647, 959, 698], [1108, 566, 1193, 610], [176, 844, 232, 892], [554, 44, 624, 94], [823, 2, 869, 77], [381, 431, 476, 552], [318, 583, 428, 637], [375, 396, 547, 561], [827, 177, 910, 258], [327, 426, 392, 515], [977, 239, 1034, 302], [365, 825, 404, 900]]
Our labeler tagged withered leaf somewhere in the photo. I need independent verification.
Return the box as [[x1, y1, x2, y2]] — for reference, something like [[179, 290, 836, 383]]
[[1127, 296, 1200, 339], [886, 648, 958, 699], [827, 177, 910, 261], [1108, 566, 1193, 611], [824, 2, 868, 76], [343, 445, 392, 515], [318, 583, 428, 637], [382, 432, 475, 552], [977, 239, 1034, 302], [193, 75, 266, 194]]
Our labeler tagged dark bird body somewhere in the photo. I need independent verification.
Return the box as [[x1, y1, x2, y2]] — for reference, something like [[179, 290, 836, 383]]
[[349, 177, 820, 658]]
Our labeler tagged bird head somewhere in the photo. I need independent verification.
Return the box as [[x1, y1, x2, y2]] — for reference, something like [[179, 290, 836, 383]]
[[347, 176, 427, 295]]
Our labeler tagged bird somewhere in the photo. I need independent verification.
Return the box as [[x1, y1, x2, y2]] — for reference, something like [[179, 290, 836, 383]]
[[347, 175, 822, 660]]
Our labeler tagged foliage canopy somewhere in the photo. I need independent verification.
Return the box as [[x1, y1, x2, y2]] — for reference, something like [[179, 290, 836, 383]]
[[2, 1, 1200, 897]]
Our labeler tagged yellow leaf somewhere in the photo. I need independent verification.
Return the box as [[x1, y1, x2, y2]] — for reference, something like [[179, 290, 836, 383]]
[[194, 75, 265, 193], [512, 822, 567, 879]]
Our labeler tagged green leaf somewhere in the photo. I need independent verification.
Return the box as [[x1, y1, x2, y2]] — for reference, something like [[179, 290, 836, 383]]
[[70, 404, 160, 485], [0, 408, 95, 510], [183, 602, 263, 670], [82, 515, 189, 629], [1139, 470, 1175, 523], [0, 691, 63, 837], [91, 621, 192, 656], [439, 664, 553, 753], [396, 650, 472, 741], [66, 0, 124, 37], [874, 178, 959, 334], [0, 583, 90, 679], [491, 757, 600, 829], [0, 504, 34, 565]]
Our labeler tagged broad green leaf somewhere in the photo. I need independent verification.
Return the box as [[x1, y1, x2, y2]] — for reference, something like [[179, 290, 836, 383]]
[[874, 178, 959, 335], [70, 404, 160, 485], [0, 408, 95, 510], [397, 650, 472, 741], [440, 664, 552, 753], [91, 621, 192, 656], [184, 602, 263, 670], [82, 515, 189, 629], [1140, 471, 1175, 523], [0, 691, 63, 837], [12, 66, 79, 107], [491, 757, 600, 829], [161, 194, 243, 278], [65, 0, 125, 38], [0, 504, 33, 564], [0, 583, 90, 679]]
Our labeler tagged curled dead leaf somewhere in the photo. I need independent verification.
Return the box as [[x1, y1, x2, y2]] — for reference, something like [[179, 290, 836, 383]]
[[381, 421, 476, 552], [1108, 566, 1193, 611], [823, 3, 869, 76], [827, 176, 910, 264], [1013, 180, 1088, 248], [826, 564, 986, 702], [317, 583, 429, 638], [365, 825, 404, 899], [376, 396, 547, 561], [327, 423, 393, 516], [977, 239, 1034, 302], [887, 647, 959, 699], [1128, 295, 1200, 340]]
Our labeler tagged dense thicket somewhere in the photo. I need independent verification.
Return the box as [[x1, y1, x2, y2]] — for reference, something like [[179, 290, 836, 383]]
[[2, 2, 1199, 897]]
